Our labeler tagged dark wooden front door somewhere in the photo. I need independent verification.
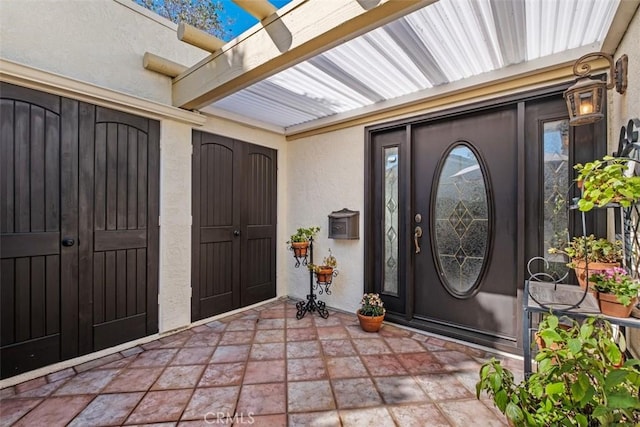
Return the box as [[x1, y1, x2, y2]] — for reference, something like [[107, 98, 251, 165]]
[[366, 88, 607, 353], [0, 83, 159, 378], [191, 131, 276, 321], [412, 107, 519, 348]]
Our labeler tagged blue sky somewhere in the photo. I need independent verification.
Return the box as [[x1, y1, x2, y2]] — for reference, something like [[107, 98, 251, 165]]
[[221, 0, 293, 40]]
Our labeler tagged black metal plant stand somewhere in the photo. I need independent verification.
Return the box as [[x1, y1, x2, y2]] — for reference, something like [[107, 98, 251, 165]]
[[293, 237, 331, 319]]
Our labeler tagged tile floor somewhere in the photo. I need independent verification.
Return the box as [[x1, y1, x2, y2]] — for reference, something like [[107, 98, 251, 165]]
[[0, 299, 523, 426]]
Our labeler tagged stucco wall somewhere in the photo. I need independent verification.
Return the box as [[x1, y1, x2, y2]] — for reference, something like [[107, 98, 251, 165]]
[[0, 0, 207, 105], [609, 7, 640, 147], [159, 121, 193, 332], [286, 127, 365, 314], [609, 6, 640, 356]]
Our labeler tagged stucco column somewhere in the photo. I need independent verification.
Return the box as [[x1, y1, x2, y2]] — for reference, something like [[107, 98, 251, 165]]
[[158, 120, 192, 333]]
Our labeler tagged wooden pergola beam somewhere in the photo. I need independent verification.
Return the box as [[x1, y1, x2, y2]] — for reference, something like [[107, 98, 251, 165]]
[[232, 0, 277, 21], [172, 0, 436, 110], [177, 22, 226, 53], [143, 52, 188, 78]]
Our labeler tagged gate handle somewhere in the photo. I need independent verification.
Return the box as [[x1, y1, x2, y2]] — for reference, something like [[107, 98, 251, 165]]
[[62, 238, 75, 247], [414, 226, 422, 254]]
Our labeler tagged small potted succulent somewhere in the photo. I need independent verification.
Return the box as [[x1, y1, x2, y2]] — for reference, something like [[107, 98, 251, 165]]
[[287, 226, 320, 258], [589, 267, 640, 317], [574, 156, 640, 211], [356, 293, 385, 332], [548, 235, 622, 292], [308, 248, 337, 283]]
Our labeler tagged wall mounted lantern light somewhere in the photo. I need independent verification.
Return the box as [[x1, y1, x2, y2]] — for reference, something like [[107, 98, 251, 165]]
[[564, 52, 628, 126]]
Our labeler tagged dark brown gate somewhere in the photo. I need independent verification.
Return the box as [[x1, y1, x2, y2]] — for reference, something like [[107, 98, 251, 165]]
[[192, 131, 276, 320], [0, 83, 159, 378]]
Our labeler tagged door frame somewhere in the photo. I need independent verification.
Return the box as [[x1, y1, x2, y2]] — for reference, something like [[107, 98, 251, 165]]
[[364, 82, 607, 352]]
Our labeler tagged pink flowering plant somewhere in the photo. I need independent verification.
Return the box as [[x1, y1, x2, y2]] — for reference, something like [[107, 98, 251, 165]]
[[359, 293, 385, 317], [589, 267, 640, 306]]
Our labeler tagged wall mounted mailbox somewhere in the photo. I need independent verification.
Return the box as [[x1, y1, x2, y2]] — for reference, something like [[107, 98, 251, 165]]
[[328, 208, 359, 239]]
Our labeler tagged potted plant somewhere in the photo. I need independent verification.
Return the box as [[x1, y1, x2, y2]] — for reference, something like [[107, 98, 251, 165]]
[[574, 156, 640, 211], [589, 267, 640, 317], [287, 226, 320, 258], [548, 235, 622, 292], [308, 248, 337, 283], [477, 314, 640, 426], [356, 293, 385, 332]]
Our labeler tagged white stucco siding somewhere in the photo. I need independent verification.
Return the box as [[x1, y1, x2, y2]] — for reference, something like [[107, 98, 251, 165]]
[[610, 7, 640, 357], [0, 0, 207, 105], [158, 120, 193, 332], [610, 7, 640, 150], [287, 126, 365, 314]]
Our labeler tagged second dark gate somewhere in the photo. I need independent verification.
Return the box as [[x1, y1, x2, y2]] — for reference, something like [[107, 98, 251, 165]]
[[191, 131, 277, 320]]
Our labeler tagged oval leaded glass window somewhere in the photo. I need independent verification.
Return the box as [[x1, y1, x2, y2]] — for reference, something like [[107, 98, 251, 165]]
[[432, 143, 491, 298]]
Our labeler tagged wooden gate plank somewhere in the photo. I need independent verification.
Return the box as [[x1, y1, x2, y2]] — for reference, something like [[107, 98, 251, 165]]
[[116, 250, 127, 319], [45, 255, 60, 335], [0, 232, 59, 258], [59, 97, 79, 360], [95, 123, 107, 231], [45, 110, 60, 233], [30, 256, 46, 338], [106, 123, 118, 231], [14, 257, 31, 342], [126, 249, 136, 316], [146, 120, 159, 333], [1, 259, 15, 346], [117, 124, 127, 230], [30, 106, 45, 232], [78, 102, 96, 355], [127, 127, 138, 229], [0, 100, 14, 234], [94, 229, 146, 251], [15, 101, 30, 233]]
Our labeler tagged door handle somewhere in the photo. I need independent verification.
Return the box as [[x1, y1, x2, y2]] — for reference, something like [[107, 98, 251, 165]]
[[414, 226, 422, 254], [62, 238, 75, 247], [233, 230, 241, 237]]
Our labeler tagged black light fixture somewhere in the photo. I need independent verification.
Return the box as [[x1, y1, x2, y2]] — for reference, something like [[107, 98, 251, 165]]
[[564, 52, 628, 126]]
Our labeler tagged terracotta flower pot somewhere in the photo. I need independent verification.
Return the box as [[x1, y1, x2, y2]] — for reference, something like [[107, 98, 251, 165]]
[[598, 293, 636, 318], [573, 259, 619, 297], [357, 310, 384, 332], [315, 267, 334, 283], [291, 241, 309, 258]]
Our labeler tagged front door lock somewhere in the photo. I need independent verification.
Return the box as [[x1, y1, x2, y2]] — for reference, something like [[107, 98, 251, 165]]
[[414, 226, 423, 254]]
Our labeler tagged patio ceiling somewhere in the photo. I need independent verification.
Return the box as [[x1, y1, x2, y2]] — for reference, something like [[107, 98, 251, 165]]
[[187, 0, 633, 134]]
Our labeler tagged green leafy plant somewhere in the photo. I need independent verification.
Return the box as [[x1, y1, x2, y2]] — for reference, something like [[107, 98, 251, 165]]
[[574, 156, 640, 211], [359, 293, 385, 317], [287, 226, 320, 244], [477, 314, 640, 426], [548, 235, 622, 267], [590, 267, 640, 306]]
